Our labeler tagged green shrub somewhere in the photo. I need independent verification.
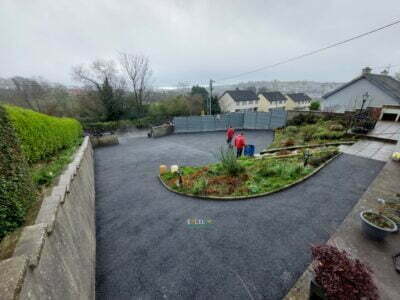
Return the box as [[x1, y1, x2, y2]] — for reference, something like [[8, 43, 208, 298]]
[[313, 129, 344, 140], [302, 125, 318, 141], [309, 101, 320, 111], [288, 114, 321, 126], [192, 177, 208, 195], [5, 105, 82, 164], [0, 105, 36, 240], [285, 126, 299, 135], [216, 147, 245, 176]]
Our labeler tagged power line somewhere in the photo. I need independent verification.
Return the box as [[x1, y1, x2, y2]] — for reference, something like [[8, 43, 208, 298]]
[[217, 18, 400, 83]]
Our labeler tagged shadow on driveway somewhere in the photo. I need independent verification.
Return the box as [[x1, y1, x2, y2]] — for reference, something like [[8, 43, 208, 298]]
[[95, 130, 384, 299]]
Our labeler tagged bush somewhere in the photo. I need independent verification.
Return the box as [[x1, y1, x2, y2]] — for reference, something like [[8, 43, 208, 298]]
[[328, 124, 344, 131], [5, 105, 82, 164], [285, 126, 299, 135], [313, 129, 344, 140], [288, 114, 321, 126], [309, 101, 320, 111], [311, 245, 378, 300], [0, 105, 36, 240], [301, 125, 318, 142], [216, 147, 245, 176], [308, 147, 339, 166]]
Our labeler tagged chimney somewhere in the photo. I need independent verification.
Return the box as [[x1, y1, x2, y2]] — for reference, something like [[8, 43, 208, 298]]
[[381, 69, 389, 76], [235, 87, 239, 91], [362, 66, 372, 75]]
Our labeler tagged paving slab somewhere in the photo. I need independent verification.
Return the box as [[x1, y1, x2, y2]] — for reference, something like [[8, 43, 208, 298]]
[[95, 131, 384, 299]]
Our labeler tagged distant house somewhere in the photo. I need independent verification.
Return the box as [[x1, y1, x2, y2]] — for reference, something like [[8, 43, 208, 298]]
[[286, 93, 312, 110], [322, 67, 400, 113], [219, 89, 259, 112], [258, 91, 295, 111]]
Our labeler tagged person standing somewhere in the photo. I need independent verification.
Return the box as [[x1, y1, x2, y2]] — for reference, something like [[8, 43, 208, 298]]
[[226, 126, 235, 146], [234, 133, 246, 158]]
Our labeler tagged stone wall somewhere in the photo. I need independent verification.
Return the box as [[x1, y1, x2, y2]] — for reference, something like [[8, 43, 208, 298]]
[[0, 137, 95, 299]]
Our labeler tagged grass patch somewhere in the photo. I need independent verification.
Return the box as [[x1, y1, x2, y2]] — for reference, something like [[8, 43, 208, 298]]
[[161, 147, 339, 198], [31, 139, 81, 187], [270, 120, 354, 149]]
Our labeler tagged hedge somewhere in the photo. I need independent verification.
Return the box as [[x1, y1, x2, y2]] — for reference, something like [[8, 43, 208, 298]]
[[0, 106, 36, 240], [5, 105, 83, 164]]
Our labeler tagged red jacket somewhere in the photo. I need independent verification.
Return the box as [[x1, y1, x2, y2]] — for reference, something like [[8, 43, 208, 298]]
[[226, 128, 235, 139], [234, 135, 246, 149]]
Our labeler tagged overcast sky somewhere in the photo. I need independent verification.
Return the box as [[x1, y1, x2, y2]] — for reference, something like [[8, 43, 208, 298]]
[[1, 0, 400, 87]]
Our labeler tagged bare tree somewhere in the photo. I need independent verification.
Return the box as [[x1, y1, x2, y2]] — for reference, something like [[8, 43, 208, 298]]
[[72, 59, 126, 121], [119, 53, 152, 115]]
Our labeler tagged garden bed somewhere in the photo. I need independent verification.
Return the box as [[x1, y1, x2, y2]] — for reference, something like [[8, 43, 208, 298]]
[[269, 116, 356, 149], [159, 147, 341, 200]]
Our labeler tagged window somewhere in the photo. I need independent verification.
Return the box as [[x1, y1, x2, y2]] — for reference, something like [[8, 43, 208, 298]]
[[249, 100, 253, 105]]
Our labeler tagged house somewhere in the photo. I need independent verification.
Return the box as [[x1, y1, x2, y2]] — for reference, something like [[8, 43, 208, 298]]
[[219, 89, 259, 112], [322, 67, 400, 113], [258, 91, 295, 111], [286, 93, 312, 110]]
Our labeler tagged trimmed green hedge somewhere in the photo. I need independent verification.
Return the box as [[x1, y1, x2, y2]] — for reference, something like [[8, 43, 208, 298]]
[[5, 105, 83, 164], [0, 106, 36, 240]]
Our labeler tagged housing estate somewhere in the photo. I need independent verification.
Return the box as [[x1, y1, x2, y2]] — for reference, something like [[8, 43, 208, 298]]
[[219, 89, 312, 113]]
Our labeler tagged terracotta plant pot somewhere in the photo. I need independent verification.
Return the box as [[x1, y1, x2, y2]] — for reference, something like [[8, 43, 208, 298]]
[[360, 210, 397, 240]]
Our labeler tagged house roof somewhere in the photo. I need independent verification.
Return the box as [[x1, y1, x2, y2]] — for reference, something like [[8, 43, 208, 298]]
[[259, 91, 287, 102], [287, 93, 312, 102], [224, 90, 258, 101], [322, 73, 400, 101]]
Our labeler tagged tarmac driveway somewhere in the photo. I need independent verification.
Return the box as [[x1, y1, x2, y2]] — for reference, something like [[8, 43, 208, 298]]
[[95, 131, 384, 299]]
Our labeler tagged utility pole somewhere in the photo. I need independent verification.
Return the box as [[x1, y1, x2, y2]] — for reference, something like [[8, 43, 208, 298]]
[[209, 79, 215, 115]]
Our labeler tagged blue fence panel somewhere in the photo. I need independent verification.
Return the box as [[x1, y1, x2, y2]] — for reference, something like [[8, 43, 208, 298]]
[[255, 112, 271, 129], [228, 113, 244, 129], [244, 112, 257, 129], [173, 111, 286, 133], [173, 117, 188, 133], [202, 115, 216, 131], [269, 110, 287, 129], [215, 114, 229, 130]]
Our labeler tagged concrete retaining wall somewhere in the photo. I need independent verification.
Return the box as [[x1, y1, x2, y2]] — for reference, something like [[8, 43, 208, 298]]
[[151, 124, 173, 138], [0, 137, 95, 299]]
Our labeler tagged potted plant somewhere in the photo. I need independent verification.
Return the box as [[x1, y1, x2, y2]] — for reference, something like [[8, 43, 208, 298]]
[[360, 210, 397, 240], [310, 245, 378, 300]]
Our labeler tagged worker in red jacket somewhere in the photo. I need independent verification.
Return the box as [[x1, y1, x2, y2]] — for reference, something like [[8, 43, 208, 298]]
[[234, 133, 246, 158], [226, 126, 235, 146]]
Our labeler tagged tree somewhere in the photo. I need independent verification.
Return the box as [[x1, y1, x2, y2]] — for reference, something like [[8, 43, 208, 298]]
[[119, 53, 153, 117], [11, 76, 49, 112], [211, 96, 221, 114], [190, 85, 209, 112], [72, 59, 125, 121], [310, 100, 321, 111], [395, 72, 400, 81]]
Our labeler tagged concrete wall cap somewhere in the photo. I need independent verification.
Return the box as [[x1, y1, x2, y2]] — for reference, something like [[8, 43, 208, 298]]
[[35, 194, 61, 233], [14, 224, 47, 267], [0, 255, 29, 299]]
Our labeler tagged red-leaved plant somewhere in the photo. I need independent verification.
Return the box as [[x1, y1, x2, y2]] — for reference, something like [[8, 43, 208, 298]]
[[311, 245, 378, 300]]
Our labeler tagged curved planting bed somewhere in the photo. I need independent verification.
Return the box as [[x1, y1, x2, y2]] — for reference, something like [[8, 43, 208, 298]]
[[159, 146, 341, 200]]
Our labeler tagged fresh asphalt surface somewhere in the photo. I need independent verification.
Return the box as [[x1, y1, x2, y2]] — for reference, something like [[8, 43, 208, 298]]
[[95, 131, 384, 299]]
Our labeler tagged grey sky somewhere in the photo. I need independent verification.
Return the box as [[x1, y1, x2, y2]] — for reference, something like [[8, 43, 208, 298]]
[[1, 0, 400, 87]]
